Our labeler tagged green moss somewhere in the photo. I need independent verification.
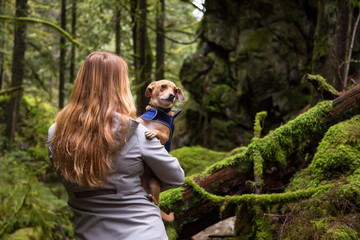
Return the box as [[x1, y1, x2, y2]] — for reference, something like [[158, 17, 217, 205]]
[[165, 225, 178, 240], [338, 169, 360, 206], [253, 111, 267, 138], [171, 146, 228, 176], [286, 168, 320, 191], [202, 84, 237, 113], [323, 225, 359, 240], [168, 175, 332, 208], [252, 149, 264, 189], [252, 205, 273, 240], [162, 101, 360, 238], [203, 150, 251, 176], [306, 74, 339, 97], [249, 101, 333, 167], [185, 177, 224, 203], [309, 115, 360, 181], [159, 187, 185, 213], [175, 100, 333, 182]]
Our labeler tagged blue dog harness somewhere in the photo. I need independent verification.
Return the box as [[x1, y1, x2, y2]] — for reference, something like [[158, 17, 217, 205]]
[[140, 108, 181, 152]]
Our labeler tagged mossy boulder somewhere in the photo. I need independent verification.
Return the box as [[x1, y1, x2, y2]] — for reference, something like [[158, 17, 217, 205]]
[[179, 0, 315, 150], [276, 115, 360, 239], [309, 115, 360, 180]]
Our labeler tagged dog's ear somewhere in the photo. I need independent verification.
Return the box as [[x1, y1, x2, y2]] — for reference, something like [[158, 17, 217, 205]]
[[176, 88, 185, 102], [145, 82, 155, 97]]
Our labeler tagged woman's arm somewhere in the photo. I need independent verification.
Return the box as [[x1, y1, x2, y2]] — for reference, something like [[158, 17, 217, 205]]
[[137, 124, 185, 190]]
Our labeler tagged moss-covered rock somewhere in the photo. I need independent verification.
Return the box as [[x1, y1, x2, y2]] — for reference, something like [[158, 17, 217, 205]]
[[274, 115, 360, 239], [309, 115, 360, 180], [179, 0, 316, 150]]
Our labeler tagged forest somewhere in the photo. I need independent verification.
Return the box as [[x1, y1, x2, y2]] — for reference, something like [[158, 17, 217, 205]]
[[0, 0, 360, 239]]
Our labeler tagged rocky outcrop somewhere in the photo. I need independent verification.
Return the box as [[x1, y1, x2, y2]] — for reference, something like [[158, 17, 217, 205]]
[[179, 0, 319, 150]]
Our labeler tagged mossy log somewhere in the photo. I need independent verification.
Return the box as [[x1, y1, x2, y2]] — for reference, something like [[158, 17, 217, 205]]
[[160, 84, 360, 239], [303, 74, 340, 100]]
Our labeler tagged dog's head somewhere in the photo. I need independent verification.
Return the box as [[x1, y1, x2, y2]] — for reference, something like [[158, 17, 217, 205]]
[[145, 80, 185, 109]]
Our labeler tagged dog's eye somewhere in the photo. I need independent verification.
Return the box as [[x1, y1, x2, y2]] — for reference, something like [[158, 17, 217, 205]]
[[161, 84, 167, 89], [174, 88, 178, 93]]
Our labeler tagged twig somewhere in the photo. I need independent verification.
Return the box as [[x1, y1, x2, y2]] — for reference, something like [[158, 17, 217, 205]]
[[343, 10, 360, 91]]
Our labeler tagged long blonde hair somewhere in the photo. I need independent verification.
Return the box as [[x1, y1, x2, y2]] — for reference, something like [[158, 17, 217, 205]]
[[51, 52, 137, 187]]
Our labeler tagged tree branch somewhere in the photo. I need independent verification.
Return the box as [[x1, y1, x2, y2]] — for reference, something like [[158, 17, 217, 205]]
[[0, 15, 80, 46]]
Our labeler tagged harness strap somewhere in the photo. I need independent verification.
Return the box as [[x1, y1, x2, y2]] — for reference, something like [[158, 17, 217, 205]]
[[140, 108, 181, 152]]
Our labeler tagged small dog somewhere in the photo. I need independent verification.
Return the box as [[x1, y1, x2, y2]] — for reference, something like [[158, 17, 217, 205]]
[[138, 80, 185, 221]]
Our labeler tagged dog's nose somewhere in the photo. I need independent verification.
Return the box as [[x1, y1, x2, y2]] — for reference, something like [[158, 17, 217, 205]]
[[169, 93, 175, 99]]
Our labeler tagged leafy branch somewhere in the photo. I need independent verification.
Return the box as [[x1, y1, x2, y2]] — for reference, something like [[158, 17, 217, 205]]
[[0, 15, 80, 46]]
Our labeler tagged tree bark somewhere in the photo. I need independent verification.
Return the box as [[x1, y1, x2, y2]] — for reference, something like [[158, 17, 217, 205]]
[[0, 0, 5, 90], [115, 7, 121, 55], [131, 0, 137, 75], [312, 0, 351, 91], [135, 0, 152, 114], [160, 84, 360, 239], [59, 0, 66, 109], [5, 0, 28, 147], [69, 0, 76, 84], [155, 0, 165, 80]]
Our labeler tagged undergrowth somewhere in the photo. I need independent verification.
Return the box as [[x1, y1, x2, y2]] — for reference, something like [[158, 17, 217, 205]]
[[0, 94, 73, 239]]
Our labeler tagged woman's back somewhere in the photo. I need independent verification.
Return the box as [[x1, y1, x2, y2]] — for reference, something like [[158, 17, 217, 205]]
[[48, 115, 184, 240]]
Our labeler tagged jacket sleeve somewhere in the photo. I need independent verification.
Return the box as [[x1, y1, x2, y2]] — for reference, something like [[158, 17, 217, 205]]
[[137, 124, 185, 191], [47, 123, 56, 161]]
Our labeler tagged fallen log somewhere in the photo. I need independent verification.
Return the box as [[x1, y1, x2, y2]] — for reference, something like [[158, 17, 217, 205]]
[[160, 83, 360, 239]]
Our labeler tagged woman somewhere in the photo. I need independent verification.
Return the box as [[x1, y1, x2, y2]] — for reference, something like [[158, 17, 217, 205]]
[[48, 52, 185, 240]]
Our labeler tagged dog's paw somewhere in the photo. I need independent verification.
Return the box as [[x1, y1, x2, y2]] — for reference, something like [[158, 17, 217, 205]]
[[147, 194, 159, 205], [145, 130, 158, 139]]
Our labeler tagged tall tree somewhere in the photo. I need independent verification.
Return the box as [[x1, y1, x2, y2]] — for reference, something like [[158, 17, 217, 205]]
[[5, 0, 28, 146], [59, 0, 66, 108], [312, 0, 351, 90], [155, 0, 165, 80], [131, 0, 137, 75], [0, 0, 5, 89], [115, 7, 121, 55], [69, 0, 76, 84], [135, 0, 153, 113]]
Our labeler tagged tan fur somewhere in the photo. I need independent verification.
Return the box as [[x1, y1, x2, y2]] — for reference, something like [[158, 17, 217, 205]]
[[137, 80, 185, 222]]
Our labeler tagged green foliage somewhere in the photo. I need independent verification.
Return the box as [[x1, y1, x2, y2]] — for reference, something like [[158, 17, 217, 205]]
[[0, 150, 73, 239], [21, 94, 57, 144]]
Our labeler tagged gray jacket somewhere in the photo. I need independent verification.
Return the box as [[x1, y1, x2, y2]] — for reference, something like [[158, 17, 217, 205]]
[[48, 115, 185, 240]]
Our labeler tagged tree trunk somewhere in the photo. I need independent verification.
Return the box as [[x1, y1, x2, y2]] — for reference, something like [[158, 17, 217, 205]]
[[135, 0, 153, 114], [69, 0, 76, 84], [160, 84, 360, 238], [131, 0, 137, 74], [115, 7, 121, 55], [59, 0, 66, 109], [5, 0, 28, 147], [312, 0, 351, 91], [0, 0, 5, 90], [155, 0, 165, 80]]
